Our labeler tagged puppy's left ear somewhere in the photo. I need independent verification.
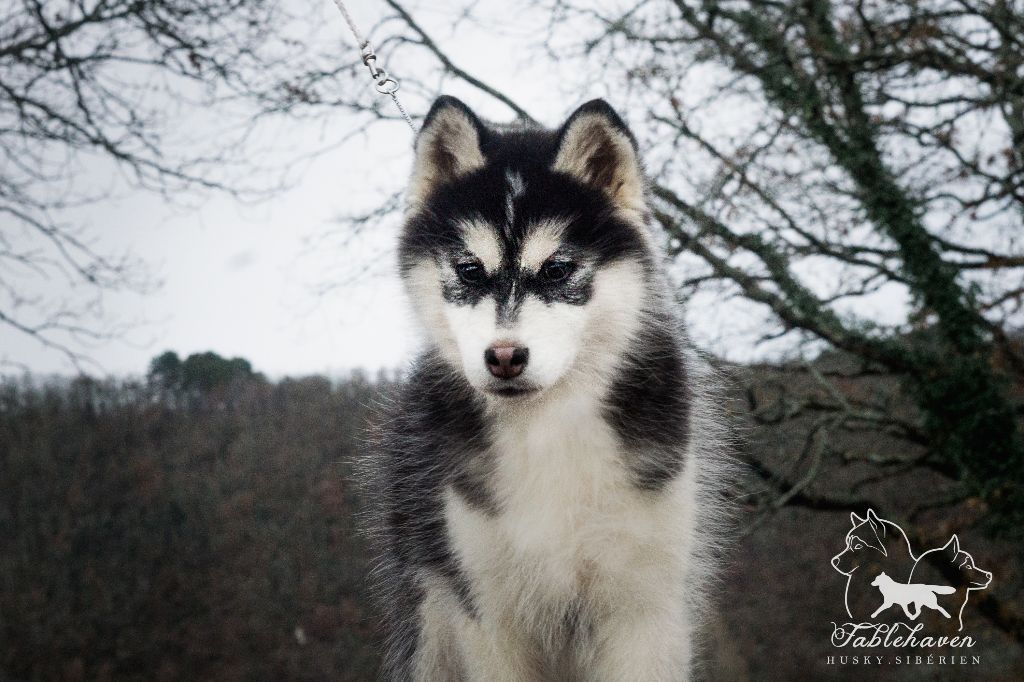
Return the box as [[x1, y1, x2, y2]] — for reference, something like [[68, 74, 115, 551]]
[[551, 99, 645, 212]]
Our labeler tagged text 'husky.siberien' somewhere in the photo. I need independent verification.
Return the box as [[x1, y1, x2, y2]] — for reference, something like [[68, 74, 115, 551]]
[[363, 96, 732, 681]]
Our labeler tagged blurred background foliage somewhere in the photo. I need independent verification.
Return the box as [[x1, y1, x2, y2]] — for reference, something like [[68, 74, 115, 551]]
[[0, 357, 382, 680]]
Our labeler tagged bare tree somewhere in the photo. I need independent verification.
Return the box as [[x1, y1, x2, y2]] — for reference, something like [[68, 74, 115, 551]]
[[573, 0, 1024, 528]]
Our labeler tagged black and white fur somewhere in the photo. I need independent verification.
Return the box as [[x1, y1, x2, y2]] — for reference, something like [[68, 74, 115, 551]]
[[363, 96, 731, 681]]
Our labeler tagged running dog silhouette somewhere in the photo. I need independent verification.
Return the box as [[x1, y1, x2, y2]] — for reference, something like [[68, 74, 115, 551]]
[[831, 510, 917, 620], [869, 572, 955, 620], [909, 535, 992, 631]]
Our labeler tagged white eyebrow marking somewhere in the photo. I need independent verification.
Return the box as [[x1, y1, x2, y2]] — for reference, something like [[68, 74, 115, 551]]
[[504, 170, 526, 233], [519, 218, 570, 271], [459, 219, 503, 272]]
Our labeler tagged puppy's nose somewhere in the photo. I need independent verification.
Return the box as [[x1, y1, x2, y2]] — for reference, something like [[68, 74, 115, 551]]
[[484, 345, 528, 380]]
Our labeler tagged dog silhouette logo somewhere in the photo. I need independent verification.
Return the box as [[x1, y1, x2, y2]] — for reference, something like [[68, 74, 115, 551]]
[[869, 571, 954, 620], [830, 510, 992, 631], [909, 535, 992, 632]]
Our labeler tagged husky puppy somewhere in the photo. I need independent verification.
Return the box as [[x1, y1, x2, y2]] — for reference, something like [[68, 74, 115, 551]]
[[364, 96, 730, 681]]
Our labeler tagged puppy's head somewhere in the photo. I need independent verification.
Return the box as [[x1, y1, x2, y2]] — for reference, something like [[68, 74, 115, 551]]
[[399, 97, 654, 398]]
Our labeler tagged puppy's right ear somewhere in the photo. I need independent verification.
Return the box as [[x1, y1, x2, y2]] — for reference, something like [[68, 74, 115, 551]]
[[409, 96, 486, 205]]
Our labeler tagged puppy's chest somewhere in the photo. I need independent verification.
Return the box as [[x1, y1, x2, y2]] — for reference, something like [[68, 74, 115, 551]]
[[444, 407, 680, 611], [491, 424, 626, 554]]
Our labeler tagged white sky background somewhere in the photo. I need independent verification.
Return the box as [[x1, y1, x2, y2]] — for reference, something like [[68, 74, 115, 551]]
[[2, 0, 915, 379]]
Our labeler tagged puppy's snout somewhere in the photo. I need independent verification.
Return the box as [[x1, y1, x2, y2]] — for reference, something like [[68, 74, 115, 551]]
[[485, 345, 528, 380]]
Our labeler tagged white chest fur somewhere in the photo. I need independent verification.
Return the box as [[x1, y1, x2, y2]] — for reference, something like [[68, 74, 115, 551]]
[[443, 385, 696, 640]]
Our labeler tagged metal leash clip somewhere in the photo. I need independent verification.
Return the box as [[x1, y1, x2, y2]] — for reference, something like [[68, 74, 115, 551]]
[[361, 43, 400, 95], [332, 0, 416, 131]]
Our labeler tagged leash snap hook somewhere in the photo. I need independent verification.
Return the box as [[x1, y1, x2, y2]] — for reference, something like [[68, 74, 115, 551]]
[[360, 44, 382, 79]]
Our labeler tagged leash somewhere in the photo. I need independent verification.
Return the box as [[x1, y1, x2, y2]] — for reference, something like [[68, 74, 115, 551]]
[[330, 0, 417, 133]]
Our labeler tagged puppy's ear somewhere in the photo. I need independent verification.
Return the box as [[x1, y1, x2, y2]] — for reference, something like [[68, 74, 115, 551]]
[[409, 96, 487, 205], [551, 99, 645, 212]]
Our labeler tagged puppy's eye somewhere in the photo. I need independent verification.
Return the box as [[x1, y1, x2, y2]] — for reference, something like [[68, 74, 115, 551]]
[[456, 262, 485, 284], [540, 260, 573, 282]]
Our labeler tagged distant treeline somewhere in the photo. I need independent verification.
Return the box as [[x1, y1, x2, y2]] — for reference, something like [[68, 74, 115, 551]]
[[0, 353, 384, 680]]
